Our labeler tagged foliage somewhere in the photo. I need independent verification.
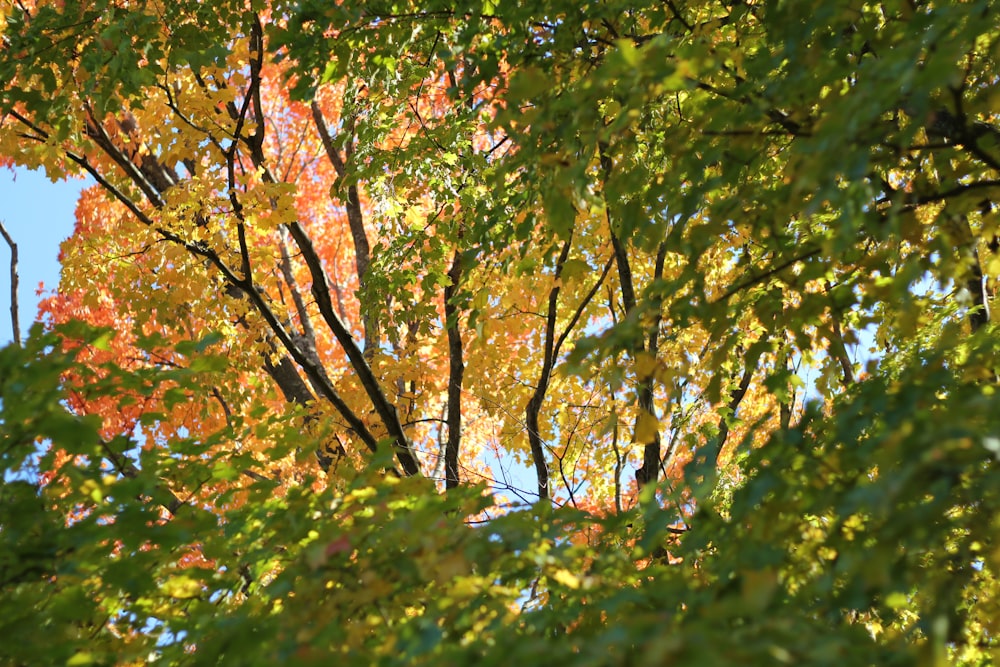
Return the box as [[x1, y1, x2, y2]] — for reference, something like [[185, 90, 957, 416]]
[[2, 0, 1000, 664]]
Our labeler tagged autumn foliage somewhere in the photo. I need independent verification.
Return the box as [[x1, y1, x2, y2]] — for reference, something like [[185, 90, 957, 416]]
[[2, 0, 1000, 665]]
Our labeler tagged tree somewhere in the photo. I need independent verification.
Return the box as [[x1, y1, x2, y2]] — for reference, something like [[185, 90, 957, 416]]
[[2, 0, 999, 664]]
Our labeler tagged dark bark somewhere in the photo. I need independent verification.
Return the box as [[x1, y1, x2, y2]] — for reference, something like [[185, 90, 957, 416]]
[[601, 142, 664, 489], [443, 250, 464, 489], [286, 221, 422, 476], [711, 362, 755, 469], [636, 242, 670, 489], [525, 236, 573, 500]]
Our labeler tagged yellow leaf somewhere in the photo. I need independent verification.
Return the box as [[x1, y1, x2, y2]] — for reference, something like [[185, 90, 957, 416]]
[[985, 254, 1000, 280], [634, 352, 658, 380], [634, 410, 659, 444], [161, 575, 202, 599], [92, 330, 115, 351], [550, 568, 580, 589], [885, 591, 909, 609], [80, 479, 102, 503]]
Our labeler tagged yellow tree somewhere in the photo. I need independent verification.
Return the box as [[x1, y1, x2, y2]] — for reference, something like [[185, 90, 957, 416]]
[[0, 0, 779, 512]]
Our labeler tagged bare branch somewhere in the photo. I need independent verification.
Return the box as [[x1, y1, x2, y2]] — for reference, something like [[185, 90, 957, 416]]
[[0, 220, 20, 345]]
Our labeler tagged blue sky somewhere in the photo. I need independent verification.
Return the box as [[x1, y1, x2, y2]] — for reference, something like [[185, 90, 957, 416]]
[[0, 168, 89, 345]]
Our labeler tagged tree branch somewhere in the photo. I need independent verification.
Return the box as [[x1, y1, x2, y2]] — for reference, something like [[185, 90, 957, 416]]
[[711, 360, 755, 469], [0, 220, 20, 346], [240, 106, 418, 475], [525, 233, 574, 500], [443, 249, 464, 489], [286, 221, 422, 476], [310, 99, 376, 352], [637, 241, 670, 488], [62, 139, 380, 471], [825, 281, 856, 386], [715, 246, 822, 303]]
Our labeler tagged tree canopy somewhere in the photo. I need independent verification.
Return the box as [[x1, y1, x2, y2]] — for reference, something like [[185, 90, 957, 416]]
[[1, 0, 999, 664]]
